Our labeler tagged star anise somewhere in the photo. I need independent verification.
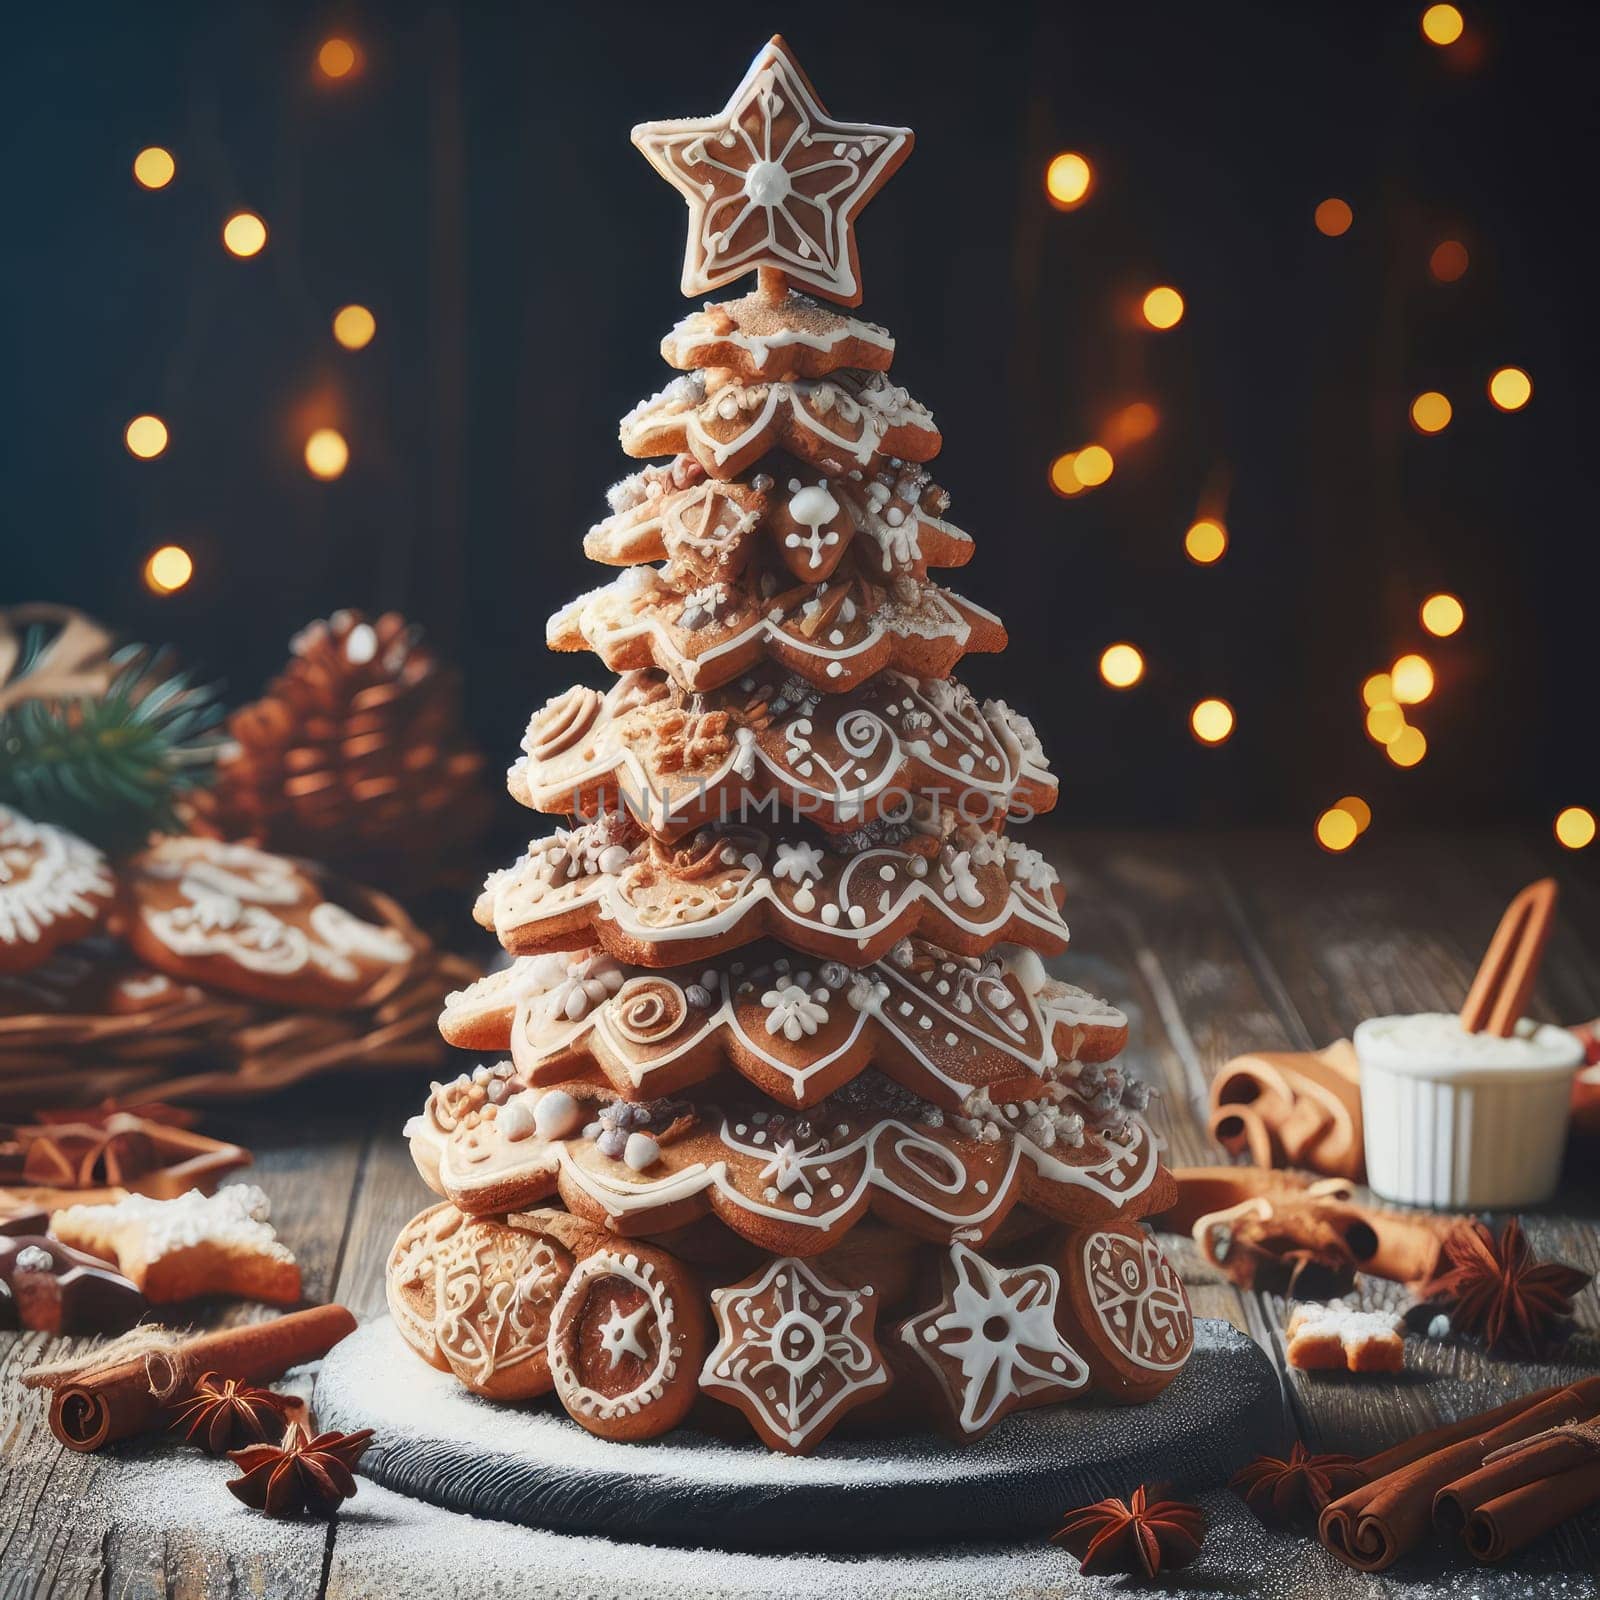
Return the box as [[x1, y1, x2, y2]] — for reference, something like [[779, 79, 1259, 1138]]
[[1415, 1217, 1591, 1359], [169, 1372, 292, 1455], [226, 1422, 374, 1517], [1051, 1485, 1206, 1577], [1230, 1440, 1366, 1525]]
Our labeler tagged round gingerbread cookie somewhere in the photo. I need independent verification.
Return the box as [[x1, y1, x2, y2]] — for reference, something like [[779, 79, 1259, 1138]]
[[386, 1201, 577, 1401], [700, 1254, 893, 1454], [545, 1243, 707, 1441], [1053, 1220, 1193, 1403], [125, 836, 421, 1010], [0, 805, 116, 975]]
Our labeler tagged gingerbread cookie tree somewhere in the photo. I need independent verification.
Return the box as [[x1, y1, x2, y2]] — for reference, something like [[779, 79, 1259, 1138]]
[[389, 37, 1194, 1454]]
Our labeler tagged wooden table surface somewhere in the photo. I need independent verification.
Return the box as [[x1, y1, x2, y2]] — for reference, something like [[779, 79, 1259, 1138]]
[[3, 827, 1598, 1597]]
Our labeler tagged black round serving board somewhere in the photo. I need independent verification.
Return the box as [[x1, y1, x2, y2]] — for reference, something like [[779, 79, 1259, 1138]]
[[316, 1317, 1283, 1553]]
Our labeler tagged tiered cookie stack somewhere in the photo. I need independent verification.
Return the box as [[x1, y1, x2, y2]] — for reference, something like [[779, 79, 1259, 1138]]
[[387, 36, 1193, 1454]]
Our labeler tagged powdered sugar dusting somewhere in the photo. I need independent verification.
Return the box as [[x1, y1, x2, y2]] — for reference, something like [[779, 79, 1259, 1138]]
[[51, 1183, 295, 1263]]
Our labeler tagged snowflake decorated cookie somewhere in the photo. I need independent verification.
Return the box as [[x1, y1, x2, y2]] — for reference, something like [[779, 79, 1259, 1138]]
[[897, 1241, 1090, 1440], [0, 805, 116, 975], [700, 1255, 892, 1451]]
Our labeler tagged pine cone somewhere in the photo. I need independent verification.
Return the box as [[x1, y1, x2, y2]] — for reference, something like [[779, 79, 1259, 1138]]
[[202, 611, 489, 892]]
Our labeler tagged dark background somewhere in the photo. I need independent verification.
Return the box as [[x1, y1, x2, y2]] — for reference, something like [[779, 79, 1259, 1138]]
[[4, 0, 1595, 833]]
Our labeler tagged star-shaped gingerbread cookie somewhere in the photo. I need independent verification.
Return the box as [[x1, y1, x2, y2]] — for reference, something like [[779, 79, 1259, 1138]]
[[632, 36, 912, 306]]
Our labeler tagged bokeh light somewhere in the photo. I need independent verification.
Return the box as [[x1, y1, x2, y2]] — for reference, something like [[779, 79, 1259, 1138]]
[[304, 428, 349, 480], [1410, 391, 1452, 433], [1190, 699, 1235, 744], [1488, 367, 1532, 411], [1105, 402, 1159, 447], [1073, 445, 1115, 486], [1045, 152, 1093, 210], [1391, 653, 1434, 704], [333, 305, 377, 350], [1362, 672, 1394, 708], [1184, 519, 1228, 564], [1420, 593, 1465, 636], [1366, 702, 1406, 745], [1386, 726, 1428, 767], [1048, 453, 1081, 497], [1555, 807, 1597, 850], [223, 212, 268, 257], [1314, 198, 1353, 237], [1337, 795, 1373, 834], [317, 37, 359, 80], [144, 545, 193, 594], [1421, 4, 1465, 46], [124, 415, 169, 459], [1141, 286, 1185, 330], [1430, 240, 1469, 282], [133, 147, 175, 189], [1316, 808, 1359, 852], [1099, 644, 1145, 689]]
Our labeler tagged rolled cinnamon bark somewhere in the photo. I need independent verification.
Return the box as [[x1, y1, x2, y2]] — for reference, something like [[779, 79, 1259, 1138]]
[[1434, 1416, 1600, 1562], [1209, 1041, 1365, 1181], [1319, 1379, 1600, 1571], [24, 1303, 356, 1451]]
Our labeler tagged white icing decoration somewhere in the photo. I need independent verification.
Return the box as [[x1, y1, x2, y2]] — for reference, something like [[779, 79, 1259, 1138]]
[[1081, 1229, 1193, 1373]]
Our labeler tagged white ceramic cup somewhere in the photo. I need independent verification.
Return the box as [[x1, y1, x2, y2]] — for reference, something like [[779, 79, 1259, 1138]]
[[1355, 1012, 1583, 1209]]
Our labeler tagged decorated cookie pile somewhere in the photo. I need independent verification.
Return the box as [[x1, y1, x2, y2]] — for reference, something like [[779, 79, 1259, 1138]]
[[385, 35, 1194, 1455], [0, 823, 471, 1109]]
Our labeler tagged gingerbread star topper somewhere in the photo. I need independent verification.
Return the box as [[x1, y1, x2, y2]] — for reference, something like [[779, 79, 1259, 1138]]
[[632, 36, 912, 307]]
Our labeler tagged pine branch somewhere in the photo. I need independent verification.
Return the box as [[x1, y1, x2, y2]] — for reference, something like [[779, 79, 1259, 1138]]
[[0, 645, 227, 855]]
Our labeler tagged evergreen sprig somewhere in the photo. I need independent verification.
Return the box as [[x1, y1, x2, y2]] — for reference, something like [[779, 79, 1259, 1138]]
[[0, 639, 227, 855]]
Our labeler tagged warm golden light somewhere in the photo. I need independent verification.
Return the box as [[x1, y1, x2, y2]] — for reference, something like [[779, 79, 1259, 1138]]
[[1391, 653, 1434, 704], [1430, 240, 1469, 282], [1386, 726, 1428, 767], [1141, 286, 1184, 331], [1048, 452, 1081, 497], [1361, 672, 1394, 708], [223, 212, 268, 257], [1410, 391, 1452, 434], [1316, 808, 1359, 853], [133, 147, 175, 189], [1555, 807, 1597, 850], [1045, 152, 1093, 210], [304, 428, 349, 480], [1337, 795, 1373, 834], [1184, 518, 1228, 565], [1420, 593, 1465, 637], [1421, 4, 1465, 45], [1073, 444, 1115, 487], [1099, 643, 1145, 689], [124, 415, 169, 460], [1190, 698, 1235, 745], [1106, 402, 1159, 447], [144, 545, 193, 594], [332, 304, 377, 350], [317, 37, 358, 79], [1366, 702, 1406, 745], [1488, 367, 1532, 411], [1314, 198, 1353, 237]]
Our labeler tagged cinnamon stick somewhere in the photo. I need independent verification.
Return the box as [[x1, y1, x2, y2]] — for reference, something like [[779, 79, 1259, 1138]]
[[1208, 1041, 1364, 1179], [1319, 1378, 1600, 1571], [1434, 1415, 1600, 1562], [23, 1303, 356, 1452], [1459, 878, 1558, 1038]]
